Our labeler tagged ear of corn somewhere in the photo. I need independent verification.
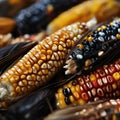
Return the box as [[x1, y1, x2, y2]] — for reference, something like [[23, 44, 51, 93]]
[[64, 17, 120, 75], [0, 18, 97, 108], [47, 0, 120, 34], [56, 58, 120, 108]]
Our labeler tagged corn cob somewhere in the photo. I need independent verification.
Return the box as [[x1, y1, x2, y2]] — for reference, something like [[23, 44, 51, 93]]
[[45, 99, 120, 120], [0, 18, 96, 108], [47, 0, 120, 34], [56, 58, 120, 108], [15, 0, 84, 34], [64, 17, 120, 75]]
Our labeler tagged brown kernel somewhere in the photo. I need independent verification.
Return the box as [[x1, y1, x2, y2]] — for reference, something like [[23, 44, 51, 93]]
[[21, 87, 27, 93]]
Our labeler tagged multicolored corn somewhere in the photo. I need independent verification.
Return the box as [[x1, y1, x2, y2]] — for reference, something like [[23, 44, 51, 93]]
[[64, 17, 120, 75], [45, 99, 120, 120], [47, 0, 120, 34], [56, 58, 120, 108], [0, 18, 96, 108]]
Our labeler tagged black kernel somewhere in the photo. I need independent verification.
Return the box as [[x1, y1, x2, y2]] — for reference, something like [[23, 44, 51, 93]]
[[64, 97, 71, 105], [62, 88, 71, 97]]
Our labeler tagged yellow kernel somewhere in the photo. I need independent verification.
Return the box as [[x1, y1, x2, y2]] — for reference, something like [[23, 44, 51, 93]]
[[112, 83, 117, 90], [101, 25, 107, 29], [34, 64, 40, 71], [71, 86, 76, 94], [52, 44, 58, 51], [41, 49, 46, 54], [42, 69, 49, 75], [22, 80, 27, 86], [85, 59, 92, 67], [28, 68, 33, 74], [58, 45, 63, 51], [41, 63, 47, 69], [38, 71, 42, 75], [69, 96, 75, 103], [38, 60, 43, 65], [87, 36, 92, 42], [16, 86, 21, 93], [57, 88, 63, 93], [21, 75, 26, 79], [68, 82, 72, 88], [31, 74, 36, 81], [59, 100, 67, 108], [116, 34, 120, 39], [75, 85, 81, 93], [73, 92, 80, 99], [58, 93, 65, 100], [47, 55, 51, 60], [113, 72, 120, 81], [77, 43, 84, 49], [110, 22, 114, 26], [97, 27, 101, 31], [41, 54, 46, 60], [77, 99, 86, 105], [90, 74, 96, 81]]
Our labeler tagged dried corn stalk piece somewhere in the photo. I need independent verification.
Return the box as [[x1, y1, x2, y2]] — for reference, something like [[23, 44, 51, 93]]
[[47, 0, 120, 34], [0, 18, 96, 108], [56, 58, 120, 108]]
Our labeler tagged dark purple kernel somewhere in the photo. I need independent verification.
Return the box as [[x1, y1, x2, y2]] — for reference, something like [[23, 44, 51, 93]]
[[72, 79, 79, 86], [62, 88, 72, 97], [64, 97, 71, 105]]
